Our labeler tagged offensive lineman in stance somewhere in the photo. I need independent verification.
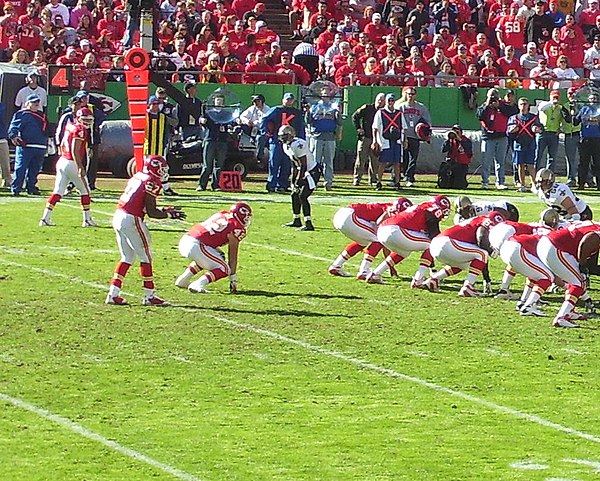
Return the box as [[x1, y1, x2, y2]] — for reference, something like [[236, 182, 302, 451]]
[[39, 108, 97, 227], [279, 125, 322, 231], [106, 155, 186, 306], [328, 197, 413, 279], [175, 202, 252, 293]]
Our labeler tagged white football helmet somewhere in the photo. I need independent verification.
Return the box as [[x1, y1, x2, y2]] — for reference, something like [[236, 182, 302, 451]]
[[535, 168, 555, 193]]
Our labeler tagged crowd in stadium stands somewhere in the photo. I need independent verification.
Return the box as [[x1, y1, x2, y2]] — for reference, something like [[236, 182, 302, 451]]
[[0, 0, 597, 88]]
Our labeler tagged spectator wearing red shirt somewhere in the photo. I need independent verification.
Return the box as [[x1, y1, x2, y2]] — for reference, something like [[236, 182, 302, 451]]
[[315, 19, 338, 55], [409, 54, 433, 86], [451, 44, 472, 76], [18, 14, 42, 53], [377, 34, 399, 58], [358, 56, 383, 85], [579, 0, 600, 36], [235, 34, 259, 64], [222, 56, 244, 83], [422, 34, 446, 61], [56, 45, 80, 64], [7, 0, 26, 17], [380, 46, 398, 73], [560, 27, 584, 73], [231, 0, 255, 20], [76, 14, 97, 40], [274, 50, 311, 84], [254, 20, 279, 49], [454, 0, 473, 25], [357, 42, 378, 64], [457, 23, 478, 47], [560, 14, 585, 43], [0, 4, 19, 49], [309, 1, 333, 27], [227, 20, 247, 52], [243, 50, 274, 83], [352, 32, 371, 56], [331, 40, 352, 72], [18, 2, 41, 28], [529, 57, 557, 88], [479, 55, 501, 87], [428, 47, 451, 73], [497, 45, 524, 76], [265, 41, 281, 67], [335, 53, 362, 85], [195, 39, 220, 66], [496, 2, 525, 55], [544, 28, 561, 67], [470, 33, 497, 62], [97, 7, 124, 39], [95, 29, 115, 68], [364, 13, 390, 46]]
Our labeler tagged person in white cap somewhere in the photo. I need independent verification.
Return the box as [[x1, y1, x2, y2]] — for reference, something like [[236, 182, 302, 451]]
[[15, 72, 47, 111]]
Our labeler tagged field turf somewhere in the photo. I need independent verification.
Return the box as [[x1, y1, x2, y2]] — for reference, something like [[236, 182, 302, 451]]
[[1, 173, 599, 481]]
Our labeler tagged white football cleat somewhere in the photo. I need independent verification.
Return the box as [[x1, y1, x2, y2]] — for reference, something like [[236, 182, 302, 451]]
[[519, 304, 546, 316], [188, 284, 210, 293], [82, 219, 98, 227], [105, 294, 128, 305], [39, 219, 55, 227], [552, 317, 580, 328], [356, 271, 370, 281], [565, 311, 589, 321], [328, 265, 352, 277], [495, 289, 516, 300], [458, 284, 481, 297], [366, 273, 385, 284], [142, 295, 170, 306], [422, 277, 440, 292]]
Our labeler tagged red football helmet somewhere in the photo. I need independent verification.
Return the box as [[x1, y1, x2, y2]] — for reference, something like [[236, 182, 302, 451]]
[[143, 155, 169, 182], [432, 194, 451, 219], [482, 210, 507, 228], [415, 122, 432, 142], [391, 197, 413, 214], [230, 202, 252, 227], [76, 107, 94, 128]]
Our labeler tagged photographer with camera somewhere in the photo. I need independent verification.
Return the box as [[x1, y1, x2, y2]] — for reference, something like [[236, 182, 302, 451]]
[[476, 90, 512, 190], [441, 125, 472, 189]]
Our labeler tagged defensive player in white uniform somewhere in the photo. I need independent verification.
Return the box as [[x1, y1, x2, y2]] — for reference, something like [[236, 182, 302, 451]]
[[106, 155, 185, 306], [453, 195, 520, 225], [39, 108, 97, 227], [279, 125, 321, 231], [534, 168, 592, 221]]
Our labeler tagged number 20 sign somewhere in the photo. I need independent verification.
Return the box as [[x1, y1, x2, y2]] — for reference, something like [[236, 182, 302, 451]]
[[219, 171, 243, 192]]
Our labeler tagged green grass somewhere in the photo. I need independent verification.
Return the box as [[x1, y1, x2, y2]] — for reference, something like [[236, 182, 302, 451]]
[[1, 172, 600, 481]]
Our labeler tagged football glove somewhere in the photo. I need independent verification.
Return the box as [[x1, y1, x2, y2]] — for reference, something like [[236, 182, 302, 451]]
[[229, 273, 238, 293], [489, 248, 500, 259], [162, 206, 186, 220]]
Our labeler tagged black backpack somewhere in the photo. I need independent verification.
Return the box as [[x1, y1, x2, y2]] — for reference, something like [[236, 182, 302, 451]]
[[437, 161, 453, 188]]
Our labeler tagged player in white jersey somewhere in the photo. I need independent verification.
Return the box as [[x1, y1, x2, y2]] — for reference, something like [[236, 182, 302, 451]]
[[453, 195, 520, 225], [279, 125, 322, 231], [534, 168, 592, 221]]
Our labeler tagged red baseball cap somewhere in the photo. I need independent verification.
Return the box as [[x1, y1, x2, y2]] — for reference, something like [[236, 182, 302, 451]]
[[550, 90, 560, 97]]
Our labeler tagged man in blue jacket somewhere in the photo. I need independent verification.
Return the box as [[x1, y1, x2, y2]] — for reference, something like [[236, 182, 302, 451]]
[[0, 102, 11, 189], [260, 92, 306, 193], [8, 94, 48, 196]]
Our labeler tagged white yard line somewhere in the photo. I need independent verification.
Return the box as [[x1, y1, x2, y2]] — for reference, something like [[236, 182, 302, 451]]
[[2, 257, 600, 448], [0, 392, 203, 481]]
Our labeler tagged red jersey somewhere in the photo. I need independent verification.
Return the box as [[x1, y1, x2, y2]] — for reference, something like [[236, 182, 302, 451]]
[[380, 202, 443, 234], [442, 212, 505, 244], [496, 15, 525, 49], [510, 233, 543, 257], [349, 202, 391, 222], [547, 222, 600, 258], [18, 23, 41, 52], [188, 211, 247, 248], [60, 122, 88, 161], [117, 172, 162, 219]]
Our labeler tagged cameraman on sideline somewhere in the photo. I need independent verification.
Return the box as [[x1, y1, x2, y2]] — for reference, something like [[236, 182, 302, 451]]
[[441, 124, 472, 189]]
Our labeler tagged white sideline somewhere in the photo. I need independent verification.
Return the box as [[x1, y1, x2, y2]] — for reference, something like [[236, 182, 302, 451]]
[[2, 257, 600, 448], [0, 392, 203, 481]]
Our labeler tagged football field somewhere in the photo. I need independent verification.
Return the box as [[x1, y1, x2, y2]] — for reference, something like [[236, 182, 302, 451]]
[[1, 174, 600, 481]]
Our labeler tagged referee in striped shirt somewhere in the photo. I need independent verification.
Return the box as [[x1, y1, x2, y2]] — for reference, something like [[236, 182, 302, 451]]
[[145, 95, 178, 195]]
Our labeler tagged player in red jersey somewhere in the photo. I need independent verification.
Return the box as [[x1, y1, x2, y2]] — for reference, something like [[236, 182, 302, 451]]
[[328, 197, 412, 280], [489, 208, 562, 300], [39, 108, 97, 227], [537, 221, 600, 327], [106, 155, 185, 306], [366, 200, 446, 286], [500, 231, 555, 317], [175, 202, 252, 293], [422, 210, 508, 297]]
